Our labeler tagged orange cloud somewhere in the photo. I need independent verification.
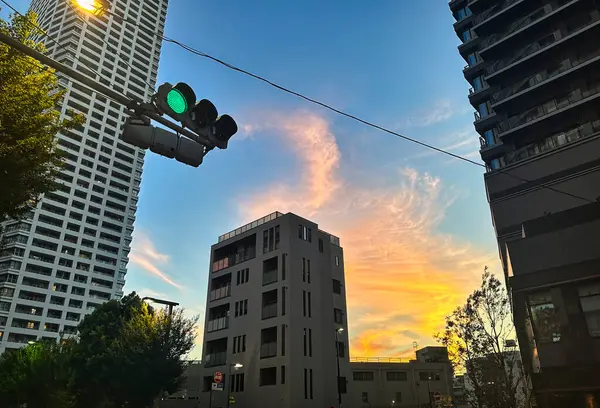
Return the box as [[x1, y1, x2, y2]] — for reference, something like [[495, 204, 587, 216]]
[[129, 231, 184, 290], [239, 111, 496, 358]]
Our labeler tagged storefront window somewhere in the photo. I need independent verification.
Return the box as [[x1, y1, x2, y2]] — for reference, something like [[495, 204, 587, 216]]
[[528, 292, 561, 343]]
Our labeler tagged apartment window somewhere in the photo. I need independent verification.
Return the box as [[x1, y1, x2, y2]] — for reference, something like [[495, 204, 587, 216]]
[[302, 258, 311, 283], [419, 371, 441, 381], [298, 224, 312, 242], [528, 292, 561, 343], [303, 290, 307, 316], [396, 392, 402, 403], [318, 238, 324, 253], [461, 29, 471, 42], [281, 365, 286, 384], [259, 367, 277, 386], [339, 377, 347, 394], [484, 129, 496, 146], [473, 76, 483, 91], [309, 369, 314, 399], [231, 373, 245, 392], [334, 308, 344, 324], [478, 102, 489, 118], [281, 253, 286, 280], [333, 279, 342, 294], [262, 225, 280, 253], [362, 392, 369, 403], [236, 268, 249, 285], [281, 324, 286, 356], [353, 371, 374, 381], [579, 284, 600, 337], [282, 287, 286, 316], [467, 53, 477, 66], [235, 300, 248, 317], [303, 328, 308, 356], [387, 371, 408, 381], [233, 335, 246, 353], [335, 255, 340, 266], [308, 292, 312, 317], [337, 341, 345, 358], [304, 369, 308, 399]]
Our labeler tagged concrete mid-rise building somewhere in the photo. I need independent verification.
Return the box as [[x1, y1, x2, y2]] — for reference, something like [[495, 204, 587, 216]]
[[449, 0, 600, 406], [198, 212, 350, 408], [0, 0, 167, 352]]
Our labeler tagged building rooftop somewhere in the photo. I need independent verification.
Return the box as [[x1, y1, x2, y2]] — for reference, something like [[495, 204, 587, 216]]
[[217, 211, 341, 246]]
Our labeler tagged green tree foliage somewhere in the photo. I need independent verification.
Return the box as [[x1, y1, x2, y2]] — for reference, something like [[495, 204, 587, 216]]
[[436, 268, 534, 408], [0, 10, 83, 220], [0, 340, 74, 408], [0, 293, 198, 408]]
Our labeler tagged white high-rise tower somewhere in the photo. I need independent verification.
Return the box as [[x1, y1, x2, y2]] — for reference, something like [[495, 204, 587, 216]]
[[0, 0, 167, 353]]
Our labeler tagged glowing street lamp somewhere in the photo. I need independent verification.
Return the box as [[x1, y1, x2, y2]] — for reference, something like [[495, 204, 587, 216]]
[[74, 0, 110, 16]]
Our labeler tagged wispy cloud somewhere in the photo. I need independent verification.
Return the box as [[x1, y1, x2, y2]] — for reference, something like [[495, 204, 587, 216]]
[[395, 99, 469, 130], [238, 110, 495, 357], [129, 231, 184, 290]]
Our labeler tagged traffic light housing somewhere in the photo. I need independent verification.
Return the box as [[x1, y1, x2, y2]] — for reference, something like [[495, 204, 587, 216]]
[[121, 118, 204, 167], [154, 83, 238, 150]]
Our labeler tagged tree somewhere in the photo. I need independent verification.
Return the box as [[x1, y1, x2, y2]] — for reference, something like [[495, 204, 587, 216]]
[[0, 293, 197, 408], [0, 10, 83, 220], [436, 268, 533, 408], [0, 340, 74, 408], [71, 292, 198, 408]]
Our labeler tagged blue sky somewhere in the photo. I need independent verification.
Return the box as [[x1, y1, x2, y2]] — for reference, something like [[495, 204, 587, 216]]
[[8, 0, 501, 357]]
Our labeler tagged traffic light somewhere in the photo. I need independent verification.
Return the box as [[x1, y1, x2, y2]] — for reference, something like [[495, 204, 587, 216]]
[[153, 82, 238, 149], [121, 117, 204, 167]]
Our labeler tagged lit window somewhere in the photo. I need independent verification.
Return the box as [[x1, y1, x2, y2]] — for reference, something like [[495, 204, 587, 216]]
[[528, 292, 561, 343]]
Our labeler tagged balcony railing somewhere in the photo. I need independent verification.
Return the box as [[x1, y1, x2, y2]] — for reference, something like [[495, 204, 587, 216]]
[[262, 269, 278, 286], [487, 10, 600, 77], [498, 81, 600, 134], [207, 316, 229, 332], [209, 285, 231, 302], [260, 342, 277, 359], [262, 304, 278, 320], [212, 247, 256, 272], [474, 0, 521, 26], [205, 351, 227, 367], [481, 0, 571, 50], [491, 46, 600, 105]]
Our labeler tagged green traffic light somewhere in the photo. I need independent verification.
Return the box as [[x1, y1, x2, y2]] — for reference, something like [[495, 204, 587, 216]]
[[166, 88, 188, 115]]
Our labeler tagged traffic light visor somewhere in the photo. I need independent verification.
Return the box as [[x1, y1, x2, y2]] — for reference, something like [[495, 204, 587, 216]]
[[166, 83, 196, 115]]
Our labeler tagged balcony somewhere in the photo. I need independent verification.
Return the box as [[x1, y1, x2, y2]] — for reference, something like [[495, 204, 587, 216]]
[[212, 247, 256, 272], [491, 45, 600, 109], [207, 316, 229, 332], [204, 351, 227, 367], [209, 285, 231, 302], [472, 0, 523, 27], [261, 303, 277, 320], [262, 269, 278, 286], [497, 80, 600, 140], [480, 0, 577, 56], [486, 10, 600, 81], [260, 342, 277, 359]]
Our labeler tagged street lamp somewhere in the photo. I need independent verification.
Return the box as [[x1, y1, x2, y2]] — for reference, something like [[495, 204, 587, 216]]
[[226, 363, 243, 408], [74, 0, 110, 16], [335, 328, 344, 408], [427, 376, 433, 408]]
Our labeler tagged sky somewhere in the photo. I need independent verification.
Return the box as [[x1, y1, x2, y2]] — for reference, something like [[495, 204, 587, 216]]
[[8, 0, 502, 359]]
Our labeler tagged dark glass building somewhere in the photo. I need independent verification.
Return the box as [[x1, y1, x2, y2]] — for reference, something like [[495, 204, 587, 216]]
[[449, 0, 600, 406]]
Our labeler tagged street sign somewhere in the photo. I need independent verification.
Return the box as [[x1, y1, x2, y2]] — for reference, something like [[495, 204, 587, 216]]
[[211, 382, 224, 391], [434, 392, 442, 402], [214, 371, 223, 383]]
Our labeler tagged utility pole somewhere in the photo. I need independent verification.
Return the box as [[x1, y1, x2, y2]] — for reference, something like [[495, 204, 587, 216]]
[[0, 31, 238, 168]]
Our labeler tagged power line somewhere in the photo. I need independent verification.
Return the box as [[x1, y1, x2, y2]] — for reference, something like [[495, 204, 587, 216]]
[[102, 10, 595, 204], [3, 0, 595, 204]]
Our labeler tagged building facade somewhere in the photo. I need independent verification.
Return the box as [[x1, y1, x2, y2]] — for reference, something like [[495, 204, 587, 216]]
[[0, 0, 167, 352], [348, 358, 453, 408], [449, 0, 600, 406], [198, 212, 350, 408]]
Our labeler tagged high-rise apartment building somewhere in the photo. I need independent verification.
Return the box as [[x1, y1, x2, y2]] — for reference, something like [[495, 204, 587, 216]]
[[0, 0, 167, 353], [199, 212, 350, 408], [449, 0, 600, 406]]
